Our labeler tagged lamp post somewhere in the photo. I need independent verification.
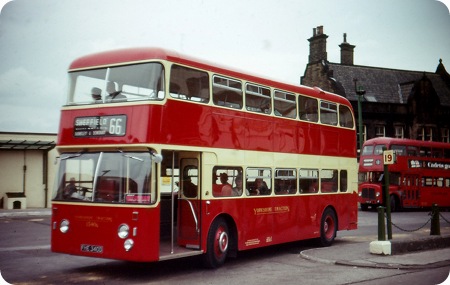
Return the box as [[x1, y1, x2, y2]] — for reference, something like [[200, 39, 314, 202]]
[[354, 79, 366, 156]]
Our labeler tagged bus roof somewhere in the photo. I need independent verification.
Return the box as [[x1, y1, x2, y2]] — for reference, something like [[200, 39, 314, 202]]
[[363, 137, 450, 149], [69, 47, 351, 106]]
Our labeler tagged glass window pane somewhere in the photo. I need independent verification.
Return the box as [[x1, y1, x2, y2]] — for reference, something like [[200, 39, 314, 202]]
[[246, 168, 271, 196], [245, 83, 271, 114], [321, 169, 338, 192], [213, 75, 242, 109], [275, 168, 297, 194], [299, 169, 319, 194], [170, 65, 210, 103], [299, 95, 318, 122], [339, 105, 354, 128], [68, 63, 164, 105], [274, 91, 296, 118], [212, 167, 243, 197], [320, 101, 337, 125]]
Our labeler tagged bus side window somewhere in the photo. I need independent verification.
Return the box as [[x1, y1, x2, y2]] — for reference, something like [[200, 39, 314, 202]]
[[245, 83, 271, 114], [321, 169, 338, 193], [274, 91, 296, 119], [407, 146, 419, 156], [320, 101, 338, 126], [274, 168, 297, 195], [339, 105, 354, 128], [299, 169, 319, 194], [213, 75, 242, 109], [246, 168, 271, 196], [340, 170, 348, 192], [299, 95, 318, 122], [212, 166, 243, 197], [392, 145, 406, 156], [170, 65, 209, 103]]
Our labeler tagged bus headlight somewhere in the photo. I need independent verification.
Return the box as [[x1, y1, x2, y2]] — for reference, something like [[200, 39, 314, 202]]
[[118, 224, 129, 239], [124, 239, 134, 251], [60, 219, 70, 233]]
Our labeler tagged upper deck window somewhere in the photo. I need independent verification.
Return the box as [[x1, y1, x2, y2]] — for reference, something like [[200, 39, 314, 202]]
[[391, 145, 406, 156], [320, 101, 338, 126], [274, 91, 296, 119], [170, 65, 209, 103], [68, 63, 164, 105], [298, 95, 318, 122], [361, 145, 374, 155], [245, 83, 271, 114], [407, 146, 419, 156], [212, 75, 242, 109], [339, 105, 354, 128], [374, 144, 385, 155]]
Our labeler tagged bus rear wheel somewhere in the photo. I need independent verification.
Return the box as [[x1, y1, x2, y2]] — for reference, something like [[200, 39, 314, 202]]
[[203, 217, 229, 268], [319, 208, 337, 247]]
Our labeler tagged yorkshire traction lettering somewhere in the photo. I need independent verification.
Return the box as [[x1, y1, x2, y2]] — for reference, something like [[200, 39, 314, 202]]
[[253, 206, 290, 215]]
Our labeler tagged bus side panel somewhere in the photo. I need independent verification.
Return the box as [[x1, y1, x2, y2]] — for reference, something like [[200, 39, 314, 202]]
[[419, 187, 450, 208], [199, 193, 358, 252], [51, 204, 160, 262], [334, 192, 359, 231]]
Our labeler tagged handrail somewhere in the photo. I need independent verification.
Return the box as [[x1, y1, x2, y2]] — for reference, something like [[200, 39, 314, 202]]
[[179, 198, 199, 233]]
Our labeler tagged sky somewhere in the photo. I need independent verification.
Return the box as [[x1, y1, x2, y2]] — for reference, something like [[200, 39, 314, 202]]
[[0, 0, 449, 134]]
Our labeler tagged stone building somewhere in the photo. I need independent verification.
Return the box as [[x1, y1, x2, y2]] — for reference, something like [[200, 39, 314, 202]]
[[301, 26, 450, 150]]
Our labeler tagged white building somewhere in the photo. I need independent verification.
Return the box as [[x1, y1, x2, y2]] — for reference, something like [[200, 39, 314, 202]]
[[0, 132, 57, 209]]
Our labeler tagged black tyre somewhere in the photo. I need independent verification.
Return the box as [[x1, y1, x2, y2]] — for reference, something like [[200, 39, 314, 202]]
[[319, 208, 337, 247], [203, 217, 229, 268]]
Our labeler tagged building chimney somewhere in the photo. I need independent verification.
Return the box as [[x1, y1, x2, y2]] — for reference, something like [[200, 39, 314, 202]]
[[308, 25, 328, 63], [339, 33, 355, 65]]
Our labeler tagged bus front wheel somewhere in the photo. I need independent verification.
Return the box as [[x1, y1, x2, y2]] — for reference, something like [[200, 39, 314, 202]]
[[203, 217, 229, 268], [319, 208, 337, 247]]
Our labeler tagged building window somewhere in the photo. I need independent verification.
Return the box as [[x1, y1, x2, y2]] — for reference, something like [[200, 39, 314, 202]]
[[426, 127, 433, 141], [418, 126, 437, 141], [357, 125, 367, 143], [442, 128, 449, 143], [394, 126, 404, 139], [417, 126, 424, 141], [375, 125, 385, 137]]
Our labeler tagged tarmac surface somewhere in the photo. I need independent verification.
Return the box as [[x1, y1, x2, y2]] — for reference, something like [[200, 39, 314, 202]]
[[1, 208, 449, 271]]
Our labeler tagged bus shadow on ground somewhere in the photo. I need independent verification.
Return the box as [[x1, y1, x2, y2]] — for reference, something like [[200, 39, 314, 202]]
[[56, 239, 324, 283]]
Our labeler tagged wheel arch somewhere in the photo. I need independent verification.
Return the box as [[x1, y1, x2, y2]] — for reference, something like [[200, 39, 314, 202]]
[[216, 213, 238, 258], [322, 205, 338, 230], [204, 213, 238, 257]]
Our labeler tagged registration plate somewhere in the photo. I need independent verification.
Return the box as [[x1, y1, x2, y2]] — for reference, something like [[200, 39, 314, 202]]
[[80, 244, 103, 253]]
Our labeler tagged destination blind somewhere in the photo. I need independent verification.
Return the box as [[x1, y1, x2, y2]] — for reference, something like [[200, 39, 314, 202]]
[[74, 115, 127, 137]]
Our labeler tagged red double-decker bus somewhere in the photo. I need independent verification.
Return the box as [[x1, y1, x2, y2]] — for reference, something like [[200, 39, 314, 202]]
[[359, 137, 450, 211], [51, 48, 358, 267]]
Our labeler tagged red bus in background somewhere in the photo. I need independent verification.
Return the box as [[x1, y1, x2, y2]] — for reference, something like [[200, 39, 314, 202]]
[[51, 48, 358, 268], [359, 137, 450, 211]]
